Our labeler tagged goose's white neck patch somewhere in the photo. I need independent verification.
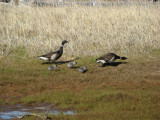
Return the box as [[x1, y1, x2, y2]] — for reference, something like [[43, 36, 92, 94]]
[[39, 57, 49, 61], [96, 60, 106, 64]]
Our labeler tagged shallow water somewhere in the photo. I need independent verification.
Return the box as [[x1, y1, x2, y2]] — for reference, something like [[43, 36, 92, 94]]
[[0, 104, 74, 120]]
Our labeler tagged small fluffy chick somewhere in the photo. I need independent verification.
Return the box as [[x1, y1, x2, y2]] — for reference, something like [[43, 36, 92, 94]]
[[78, 66, 87, 73], [67, 61, 77, 68], [48, 65, 57, 71]]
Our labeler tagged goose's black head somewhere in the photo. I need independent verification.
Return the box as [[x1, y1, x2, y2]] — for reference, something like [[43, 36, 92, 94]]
[[61, 40, 69, 45]]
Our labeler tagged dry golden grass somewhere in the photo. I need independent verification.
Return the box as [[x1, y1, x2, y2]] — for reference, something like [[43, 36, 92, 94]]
[[0, 3, 160, 58]]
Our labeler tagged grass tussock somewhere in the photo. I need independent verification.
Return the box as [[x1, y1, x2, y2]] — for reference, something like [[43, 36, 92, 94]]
[[0, 4, 160, 57]]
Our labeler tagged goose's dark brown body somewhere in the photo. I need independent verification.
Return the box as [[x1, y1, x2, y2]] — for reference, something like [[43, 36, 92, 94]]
[[38, 40, 68, 62], [96, 53, 127, 66], [96, 53, 121, 63]]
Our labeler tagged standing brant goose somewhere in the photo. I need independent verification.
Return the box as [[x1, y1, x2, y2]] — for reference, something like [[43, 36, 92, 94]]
[[96, 53, 127, 67], [38, 40, 68, 62]]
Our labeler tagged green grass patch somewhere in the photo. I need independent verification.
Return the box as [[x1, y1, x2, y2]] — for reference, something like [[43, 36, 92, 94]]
[[21, 87, 160, 119], [0, 52, 160, 119]]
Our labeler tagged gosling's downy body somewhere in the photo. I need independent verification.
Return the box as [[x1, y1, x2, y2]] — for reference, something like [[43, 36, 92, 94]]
[[78, 66, 87, 73], [48, 65, 57, 71], [67, 61, 77, 68]]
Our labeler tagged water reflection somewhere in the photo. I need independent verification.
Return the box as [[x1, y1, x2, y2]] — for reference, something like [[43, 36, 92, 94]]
[[0, 111, 31, 119], [0, 104, 74, 120]]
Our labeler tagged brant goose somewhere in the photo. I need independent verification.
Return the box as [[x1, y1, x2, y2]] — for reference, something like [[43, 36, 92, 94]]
[[96, 53, 127, 66], [67, 61, 77, 68], [78, 66, 87, 73], [48, 65, 57, 71], [38, 40, 68, 62]]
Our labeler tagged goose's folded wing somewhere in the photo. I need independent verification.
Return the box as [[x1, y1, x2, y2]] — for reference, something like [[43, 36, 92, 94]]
[[39, 51, 57, 58], [97, 53, 113, 61]]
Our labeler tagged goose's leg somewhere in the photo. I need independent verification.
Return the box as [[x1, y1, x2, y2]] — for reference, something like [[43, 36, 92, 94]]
[[51, 59, 58, 64], [50, 60, 54, 64], [102, 63, 105, 67], [102, 62, 108, 67], [49, 58, 54, 64]]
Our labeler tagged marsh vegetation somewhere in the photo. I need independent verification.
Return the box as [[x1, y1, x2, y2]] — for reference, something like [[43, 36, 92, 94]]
[[0, 1, 160, 120]]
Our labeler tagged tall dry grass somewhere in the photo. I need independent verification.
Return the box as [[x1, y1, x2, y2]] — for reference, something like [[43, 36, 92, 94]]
[[0, 3, 160, 57]]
